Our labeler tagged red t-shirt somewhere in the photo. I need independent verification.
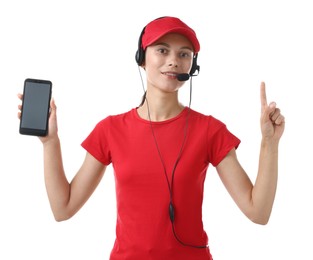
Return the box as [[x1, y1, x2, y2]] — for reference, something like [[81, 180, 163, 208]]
[[81, 107, 240, 260]]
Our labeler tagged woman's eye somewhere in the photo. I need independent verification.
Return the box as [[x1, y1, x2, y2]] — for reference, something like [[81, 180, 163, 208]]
[[158, 48, 168, 54], [180, 52, 191, 58]]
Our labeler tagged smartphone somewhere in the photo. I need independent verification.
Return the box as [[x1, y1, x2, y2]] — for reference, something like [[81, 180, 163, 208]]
[[19, 78, 52, 136]]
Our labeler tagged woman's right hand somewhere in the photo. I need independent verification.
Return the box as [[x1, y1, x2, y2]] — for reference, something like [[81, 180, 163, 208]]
[[17, 93, 59, 143]]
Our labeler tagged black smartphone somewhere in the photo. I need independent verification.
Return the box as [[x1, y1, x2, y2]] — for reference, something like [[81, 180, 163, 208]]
[[19, 78, 52, 136]]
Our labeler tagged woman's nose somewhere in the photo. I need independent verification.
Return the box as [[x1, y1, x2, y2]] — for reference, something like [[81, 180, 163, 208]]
[[168, 55, 179, 68]]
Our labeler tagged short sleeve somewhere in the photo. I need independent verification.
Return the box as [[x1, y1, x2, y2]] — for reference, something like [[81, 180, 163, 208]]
[[207, 119, 241, 167], [81, 117, 112, 165]]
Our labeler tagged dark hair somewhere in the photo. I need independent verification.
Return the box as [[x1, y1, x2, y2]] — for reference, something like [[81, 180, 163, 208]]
[[139, 91, 147, 106]]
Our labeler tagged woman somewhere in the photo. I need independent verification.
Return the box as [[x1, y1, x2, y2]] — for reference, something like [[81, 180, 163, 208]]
[[18, 16, 285, 260]]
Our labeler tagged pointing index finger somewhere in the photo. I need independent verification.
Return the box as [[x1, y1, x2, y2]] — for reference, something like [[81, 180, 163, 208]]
[[260, 81, 268, 111]]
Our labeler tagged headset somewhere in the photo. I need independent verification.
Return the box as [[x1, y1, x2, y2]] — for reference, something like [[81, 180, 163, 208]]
[[135, 17, 200, 77]]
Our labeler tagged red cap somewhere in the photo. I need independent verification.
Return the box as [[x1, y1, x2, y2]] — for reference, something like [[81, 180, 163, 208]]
[[141, 16, 200, 53]]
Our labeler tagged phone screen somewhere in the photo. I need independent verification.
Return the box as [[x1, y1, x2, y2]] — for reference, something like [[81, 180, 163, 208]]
[[19, 78, 52, 136]]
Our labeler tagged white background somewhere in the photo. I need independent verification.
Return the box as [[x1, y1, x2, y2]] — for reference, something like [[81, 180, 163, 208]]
[[1, 0, 312, 259]]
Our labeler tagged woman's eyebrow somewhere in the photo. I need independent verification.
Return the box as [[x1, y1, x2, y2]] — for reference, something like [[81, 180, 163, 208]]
[[153, 42, 193, 51]]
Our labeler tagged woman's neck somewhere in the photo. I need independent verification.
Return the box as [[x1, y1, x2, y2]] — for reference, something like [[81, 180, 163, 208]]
[[137, 91, 184, 122]]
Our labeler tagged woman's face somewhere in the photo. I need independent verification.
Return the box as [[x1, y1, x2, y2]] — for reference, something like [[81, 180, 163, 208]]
[[144, 33, 194, 93]]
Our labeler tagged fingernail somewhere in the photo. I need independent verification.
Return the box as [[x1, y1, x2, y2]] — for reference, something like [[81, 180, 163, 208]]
[[270, 102, 276, 108]]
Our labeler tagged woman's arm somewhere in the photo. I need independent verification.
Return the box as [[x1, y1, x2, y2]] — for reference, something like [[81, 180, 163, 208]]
[[43, 137, 106, 221], [216, 82, 285, 225], [18, 95, 106, 221]]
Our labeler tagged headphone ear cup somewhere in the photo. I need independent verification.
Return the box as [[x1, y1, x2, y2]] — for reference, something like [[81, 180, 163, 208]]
[[135, 26, 146, 66], [135, 47, 145, 66], [189, 54, 199, 76]]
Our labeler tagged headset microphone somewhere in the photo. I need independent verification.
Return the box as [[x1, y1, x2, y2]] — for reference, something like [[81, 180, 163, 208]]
[[177, 73, 190, 81], [177, 60, 200, 82]]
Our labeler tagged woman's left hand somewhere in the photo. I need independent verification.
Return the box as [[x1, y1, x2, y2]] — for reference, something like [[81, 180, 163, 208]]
[[260, 82, 285, 142]]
